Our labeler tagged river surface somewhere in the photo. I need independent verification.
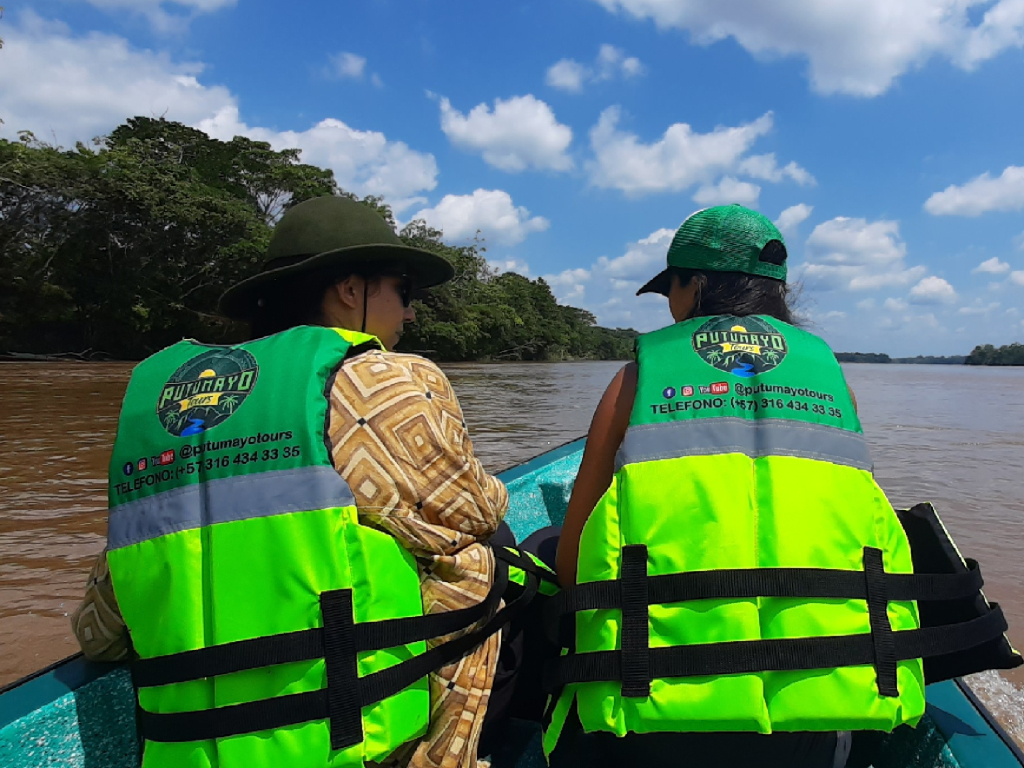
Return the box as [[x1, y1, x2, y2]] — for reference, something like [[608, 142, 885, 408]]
[[0, 361, 1022, 740]]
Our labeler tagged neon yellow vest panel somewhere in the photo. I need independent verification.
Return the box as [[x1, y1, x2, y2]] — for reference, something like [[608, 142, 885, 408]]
[[106, 327, 429, 768], [547, 315, 927, 750]]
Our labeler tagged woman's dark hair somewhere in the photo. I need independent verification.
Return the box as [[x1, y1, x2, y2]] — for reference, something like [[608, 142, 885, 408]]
[[669, 267, 797, 325], [247, 261, 408, 339], [247, 268, 339, 339]]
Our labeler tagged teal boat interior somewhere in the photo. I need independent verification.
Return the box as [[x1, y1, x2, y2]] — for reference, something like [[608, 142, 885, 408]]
[[1, 438, 1021, 768]]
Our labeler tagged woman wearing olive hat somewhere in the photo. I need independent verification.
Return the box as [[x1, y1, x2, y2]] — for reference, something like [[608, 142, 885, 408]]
[[72, 196, 527, 768], [540, 205, 920, 768]]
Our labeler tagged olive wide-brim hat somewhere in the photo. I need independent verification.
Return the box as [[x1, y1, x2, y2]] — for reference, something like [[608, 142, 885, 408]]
[[637, 204, 788, 297], [219, 196, 455, 321]]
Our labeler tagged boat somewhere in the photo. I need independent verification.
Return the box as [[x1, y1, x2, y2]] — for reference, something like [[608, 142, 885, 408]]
[[1, 437, 1022, 767]]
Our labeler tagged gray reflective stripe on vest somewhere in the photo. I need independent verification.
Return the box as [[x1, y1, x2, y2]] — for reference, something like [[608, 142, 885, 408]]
[[616, 417, 873, 473], [108, 465, 355, 550]]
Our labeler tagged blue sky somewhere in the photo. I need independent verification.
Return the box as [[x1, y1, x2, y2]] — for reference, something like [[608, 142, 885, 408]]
[[3, 0, 1024, 355]]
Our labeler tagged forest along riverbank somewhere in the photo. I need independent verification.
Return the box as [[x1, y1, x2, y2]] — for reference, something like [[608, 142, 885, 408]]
[[0, 361, 1021, 744]]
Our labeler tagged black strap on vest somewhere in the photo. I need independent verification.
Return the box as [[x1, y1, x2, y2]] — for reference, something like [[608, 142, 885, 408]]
[[619, 545, 651, 697], [134, 544, 540, 750], [543, 546, 1009, 698], [863, 547, 899, 696], [493, 546, 560, 584]]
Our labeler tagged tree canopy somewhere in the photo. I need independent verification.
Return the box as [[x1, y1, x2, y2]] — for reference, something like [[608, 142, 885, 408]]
[[0, 118, 636, 361], [965, 343, 1024, 366]]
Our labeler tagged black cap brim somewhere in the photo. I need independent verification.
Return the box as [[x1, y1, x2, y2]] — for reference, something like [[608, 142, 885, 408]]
[[636, 268, 672, 297]]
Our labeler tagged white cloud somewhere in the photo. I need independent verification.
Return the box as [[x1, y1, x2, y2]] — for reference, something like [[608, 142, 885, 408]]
[[959, 301, 1000, 315], [437, 94, 573, 172], [410, 189, 549, 246], [775, 203, 814, 236], [329, 52, 367, 80], [957, 0, 1024, 67], [326, 53, 384, 87], [1011, 271, 1024, 286], [909, 275, 958, 304], [546, 44, 645, 93], [0, 18, 439, 209], [925, 165, 1024, 216], [591, 0, 1024, 97], [973, 256, 1011, 274], [544, 267, 592, 302], [737, 154, 816, 186], [884, 298, 909, 311], [200, 107, 437, 210], [819, 310, 847, 321], [488, 258, 532, 276], [603, 228, 676, 280], [876, 308, 943, 333], [0, 15, 233, 144], [588, 108, 791, 196], [82, 0, 235, 33], [544, 228, 676, 330], [802, 217, 927, 291], [596, 44, 645, 80], [85, 0, 233, 11], [692, 176, 761, 206], [545, 59, 588, 92]]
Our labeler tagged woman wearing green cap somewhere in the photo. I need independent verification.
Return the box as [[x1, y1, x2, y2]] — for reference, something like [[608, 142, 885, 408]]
[[72, 196, 530, 768], [539, 205, 923, 768]]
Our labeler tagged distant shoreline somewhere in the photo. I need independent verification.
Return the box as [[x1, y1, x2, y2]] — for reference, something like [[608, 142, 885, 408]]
[[835, 353, 966, 365], [837, 344, 1024, 366]]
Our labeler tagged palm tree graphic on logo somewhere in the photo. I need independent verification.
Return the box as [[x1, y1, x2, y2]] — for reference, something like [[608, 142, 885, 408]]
[[157, 349, 259, 436]]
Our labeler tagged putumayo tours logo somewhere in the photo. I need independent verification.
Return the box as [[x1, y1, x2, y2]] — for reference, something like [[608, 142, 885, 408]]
[[692, 316, 787, 378], [157, 349, 259, 437]]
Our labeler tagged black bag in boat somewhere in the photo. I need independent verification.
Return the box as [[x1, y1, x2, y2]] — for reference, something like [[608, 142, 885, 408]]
[[897, 502, 1022, 684]]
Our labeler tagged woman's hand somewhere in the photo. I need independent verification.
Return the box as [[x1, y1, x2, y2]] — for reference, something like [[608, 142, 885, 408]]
[[556, 363, 637, 586]]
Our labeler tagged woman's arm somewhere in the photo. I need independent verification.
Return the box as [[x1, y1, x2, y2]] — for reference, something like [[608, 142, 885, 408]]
[[70, 549, 131, 661], [556, 363, 637, 586]]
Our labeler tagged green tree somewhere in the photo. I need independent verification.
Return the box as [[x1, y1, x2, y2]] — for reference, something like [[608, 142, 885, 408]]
[[0, 117, 637, 362], [966, 343, 1024, 366], [1, 119, 335, 357]]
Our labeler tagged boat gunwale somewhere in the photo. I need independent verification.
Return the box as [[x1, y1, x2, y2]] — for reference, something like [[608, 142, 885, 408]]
[[0, 653, 115, 731], [952, 677, 1024, 765]]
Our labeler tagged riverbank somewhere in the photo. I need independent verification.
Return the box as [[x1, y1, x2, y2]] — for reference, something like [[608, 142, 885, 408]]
[[836, 352, 967, 364], [836, 344, 1024, 366]]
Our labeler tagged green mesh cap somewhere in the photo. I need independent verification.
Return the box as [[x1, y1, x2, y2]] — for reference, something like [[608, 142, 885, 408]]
[[636, 205, 788, 296]]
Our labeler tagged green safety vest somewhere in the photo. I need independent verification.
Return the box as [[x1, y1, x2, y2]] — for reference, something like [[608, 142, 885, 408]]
[[105, 325, 554, 768], [542, 315, 1011, 754]]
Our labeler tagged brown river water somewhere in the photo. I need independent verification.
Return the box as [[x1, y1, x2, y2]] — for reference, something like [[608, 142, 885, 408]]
[[0, 361, 1022, 740]]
